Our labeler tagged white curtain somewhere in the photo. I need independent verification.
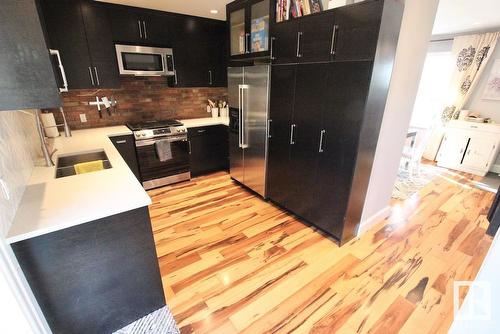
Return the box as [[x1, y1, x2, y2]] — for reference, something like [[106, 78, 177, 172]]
[[442, 32, 500, 122]]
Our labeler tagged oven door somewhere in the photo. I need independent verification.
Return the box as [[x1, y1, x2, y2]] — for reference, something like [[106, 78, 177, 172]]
[[135, 137, 191, 189]]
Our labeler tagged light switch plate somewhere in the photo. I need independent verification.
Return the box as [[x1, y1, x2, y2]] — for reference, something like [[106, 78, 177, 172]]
[[80, 114, 87, 123]]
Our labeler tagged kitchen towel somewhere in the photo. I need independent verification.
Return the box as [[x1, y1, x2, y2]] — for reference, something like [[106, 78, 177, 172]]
[[74, 160, 104, 175], [155, 139, 172, 162]]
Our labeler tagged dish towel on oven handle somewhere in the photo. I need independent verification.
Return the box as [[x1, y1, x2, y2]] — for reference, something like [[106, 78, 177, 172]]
[[155, 139, 173, 162]]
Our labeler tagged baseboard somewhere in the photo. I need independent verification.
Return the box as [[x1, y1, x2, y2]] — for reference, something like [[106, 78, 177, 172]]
[[357, 206, 392, 237], [491, 164, 500, 174]]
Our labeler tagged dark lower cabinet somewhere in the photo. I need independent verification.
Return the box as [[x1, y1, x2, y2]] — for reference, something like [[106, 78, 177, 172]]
[[287, 64, 328, 219], [309, 62, 373, 238], [110, 134, 141, 181], [487, 186, 500, 237], [188, 125, 229, 177], [267, 65, 296, 206], [0, 0, 61, 110], [11, 207, 165, 334]]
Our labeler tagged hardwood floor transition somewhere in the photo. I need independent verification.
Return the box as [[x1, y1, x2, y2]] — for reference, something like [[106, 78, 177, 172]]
[[148, 169, 495, 334]]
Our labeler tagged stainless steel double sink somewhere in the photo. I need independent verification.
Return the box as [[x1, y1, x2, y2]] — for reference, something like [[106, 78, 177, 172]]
[[55, 150, 112, 178]]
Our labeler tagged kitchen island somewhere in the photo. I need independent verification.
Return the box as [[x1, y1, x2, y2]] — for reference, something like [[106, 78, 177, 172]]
[[7, 126, 165, 334]]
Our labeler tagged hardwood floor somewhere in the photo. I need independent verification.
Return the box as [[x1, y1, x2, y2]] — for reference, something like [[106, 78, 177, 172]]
[[148, 168, 495, 334]]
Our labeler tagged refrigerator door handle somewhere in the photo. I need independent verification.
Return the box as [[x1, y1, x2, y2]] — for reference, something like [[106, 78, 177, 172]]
[[239, 84, 249, 148], [238, 85, 242, 148]]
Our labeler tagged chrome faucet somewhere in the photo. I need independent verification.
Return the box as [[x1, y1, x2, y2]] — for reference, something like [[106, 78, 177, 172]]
[[36, 108, 72, 167]]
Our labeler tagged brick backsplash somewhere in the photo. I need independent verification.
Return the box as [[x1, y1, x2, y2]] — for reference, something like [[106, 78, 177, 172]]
[[44, 76, 227, 130]]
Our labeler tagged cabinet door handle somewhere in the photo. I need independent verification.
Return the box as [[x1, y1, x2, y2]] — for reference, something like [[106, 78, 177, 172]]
[[138, 20, 143, 38], [268, 119, 272, 138], [319, 130, 326, 153], [270, 37, 276, 60], [49, 49, 69, 92], [296, 32, 303, 58], [330, 25, 339, 55], [88, 67, 95, 86], [188, 140, 192, 154], [209, 70, 213, 85], [143, 21, 147, 39], [245, 33, 250, 54], [197, 129, 206, 133], [115, 140, 127, 144], [290, 124, 296, 145], [94, 67, 100, 86]]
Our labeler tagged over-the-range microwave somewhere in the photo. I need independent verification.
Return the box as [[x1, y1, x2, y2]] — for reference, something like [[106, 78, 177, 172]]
[[115, 44, 175, 76]]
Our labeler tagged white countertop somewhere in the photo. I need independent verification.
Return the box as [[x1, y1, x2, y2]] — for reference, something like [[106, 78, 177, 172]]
[[6, 126, 151, 244], [180, 117, 229, 128]]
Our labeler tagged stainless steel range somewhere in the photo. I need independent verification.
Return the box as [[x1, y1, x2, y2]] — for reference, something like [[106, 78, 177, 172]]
[[127, 120, 190, 190]]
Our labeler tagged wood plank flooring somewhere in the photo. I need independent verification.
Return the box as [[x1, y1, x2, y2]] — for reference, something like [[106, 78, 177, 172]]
[[148, 168, 495, 333]]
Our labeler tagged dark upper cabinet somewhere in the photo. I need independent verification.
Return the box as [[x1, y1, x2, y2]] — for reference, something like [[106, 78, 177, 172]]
[[40, 0, 119, 89], [170, 17, 227, 88], [227, 0, 272, 61], [108, 6, 142, 44], [298, 12, 336, 63], [188, 125, 229, 177], [271, 0, 383, 64], [109, 6, 171, 46], [40, 0, 93, 90], [332, 1, 383, 61], [0, 0, 61, 110], [80, 1, 120, 88], [271, 19, 298, 64]]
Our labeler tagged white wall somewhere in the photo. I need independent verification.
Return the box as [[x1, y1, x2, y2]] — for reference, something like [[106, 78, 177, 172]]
[[0, 110, 51, 334], [358, 0, 440, 233], [465, 37, 500, 123]]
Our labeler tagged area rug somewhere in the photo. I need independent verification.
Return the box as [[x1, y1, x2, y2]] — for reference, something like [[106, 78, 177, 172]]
[[113, 306, 180, 334], [392, 166, 438, 200]]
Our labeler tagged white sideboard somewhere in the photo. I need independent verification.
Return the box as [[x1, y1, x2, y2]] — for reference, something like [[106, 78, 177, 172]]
[[437, 120, 500, 176]]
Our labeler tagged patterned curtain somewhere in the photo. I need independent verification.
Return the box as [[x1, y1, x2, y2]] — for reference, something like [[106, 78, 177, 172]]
[[441, 32, 500, 123]]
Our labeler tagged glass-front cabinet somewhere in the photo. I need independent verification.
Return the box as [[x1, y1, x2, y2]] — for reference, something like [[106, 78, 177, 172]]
[[227, 0, 272, 60]]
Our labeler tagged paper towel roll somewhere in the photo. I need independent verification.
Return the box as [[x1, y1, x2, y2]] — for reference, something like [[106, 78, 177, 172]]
[[40, 113, 60, 138]]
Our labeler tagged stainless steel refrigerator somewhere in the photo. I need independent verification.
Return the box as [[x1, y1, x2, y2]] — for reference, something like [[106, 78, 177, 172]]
[[228, 65, 270, 198]]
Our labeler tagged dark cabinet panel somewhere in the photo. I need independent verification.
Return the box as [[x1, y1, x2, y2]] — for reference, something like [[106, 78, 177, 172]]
[[170, 17, 227, 88], [267, 65, 296, 207], [81, 1, 120, 88], [0, 0, 61, 110], [272, 20, 299, 64], [41, 0, 94, 89], [310, 61, 373, 238], [109, 6, 143, 44], [298, 12, 336, 63], [287, 64, 328, 220], [110, 135, 141, 181], [188, 125, 229, 177], [332, 1, 383, 61], [12, 207, 165, 334], [41, 0, 119, 89]]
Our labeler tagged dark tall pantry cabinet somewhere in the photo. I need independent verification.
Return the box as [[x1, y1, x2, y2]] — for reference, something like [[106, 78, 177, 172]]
[[266, 0, 404, 244]]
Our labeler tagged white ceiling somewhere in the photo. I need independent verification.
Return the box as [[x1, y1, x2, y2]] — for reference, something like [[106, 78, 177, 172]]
[[96, 0, 232, 20], [432, 0, 500, 36]]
